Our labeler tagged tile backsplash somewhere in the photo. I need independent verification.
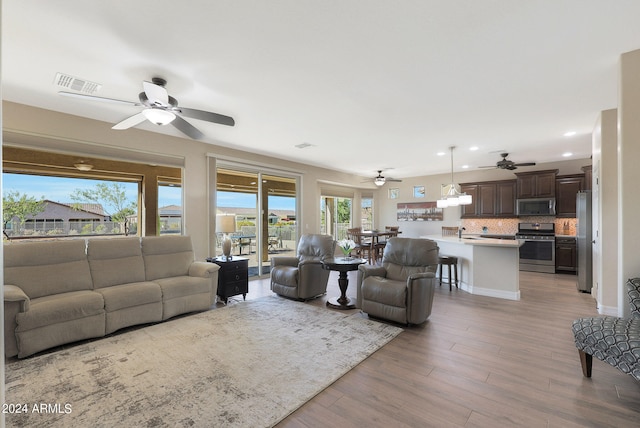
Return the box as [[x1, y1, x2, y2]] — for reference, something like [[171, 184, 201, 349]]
[[461, 217, 577, 236]]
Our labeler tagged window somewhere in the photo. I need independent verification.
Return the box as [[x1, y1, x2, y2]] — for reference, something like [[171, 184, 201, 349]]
[[3, 146, 183, 239]]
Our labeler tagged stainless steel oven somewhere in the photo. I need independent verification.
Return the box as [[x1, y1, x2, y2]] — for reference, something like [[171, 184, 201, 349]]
[[516, 223, 555, 273]]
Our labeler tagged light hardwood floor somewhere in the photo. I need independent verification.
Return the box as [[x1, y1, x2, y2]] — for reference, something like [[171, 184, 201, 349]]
[[237, 270, 640, 427]]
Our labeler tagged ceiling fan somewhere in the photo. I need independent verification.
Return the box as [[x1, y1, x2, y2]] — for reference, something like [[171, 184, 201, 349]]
[[59, 77, 235, 140], [479, 153, 536, 170], [371, 170, 402, 187]]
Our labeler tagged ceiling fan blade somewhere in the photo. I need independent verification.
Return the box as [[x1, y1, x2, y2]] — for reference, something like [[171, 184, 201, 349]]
[[387, 178, 402, 182], [143, 81, 169, 105], [58, 91, 140, 106], [112, 112, 147, 130], [171, 115, 204, 140], [514, 162, 536, 167], [179, 107, 235, 127]]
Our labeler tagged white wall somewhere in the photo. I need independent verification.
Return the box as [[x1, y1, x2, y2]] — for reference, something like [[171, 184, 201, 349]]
[[593, 109, 619, 315], [618, 49, 640, 318]]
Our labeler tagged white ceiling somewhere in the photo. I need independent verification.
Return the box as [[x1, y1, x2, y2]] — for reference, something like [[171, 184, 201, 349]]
[[3, 1, 640, 180]]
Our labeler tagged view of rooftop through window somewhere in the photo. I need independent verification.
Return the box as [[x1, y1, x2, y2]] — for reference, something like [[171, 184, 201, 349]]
[[2, 173, 182, 238]]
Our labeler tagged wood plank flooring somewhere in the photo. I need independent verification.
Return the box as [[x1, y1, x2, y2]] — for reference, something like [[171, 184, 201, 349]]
[[238, 271, 640, 427]]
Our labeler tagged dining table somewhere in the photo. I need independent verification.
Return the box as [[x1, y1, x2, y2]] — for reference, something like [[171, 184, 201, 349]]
[[354, 230, 400, 264]]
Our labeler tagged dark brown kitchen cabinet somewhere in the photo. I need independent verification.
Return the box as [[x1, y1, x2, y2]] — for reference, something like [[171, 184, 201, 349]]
[[515, 170, 558, 198], [460, 184, 479, 217], [460, 180, 516, 218], [556, 175, 584, 217], [496, 180, 516, 216], [478, 184, 496, 216], [556, 237, 577, 274]]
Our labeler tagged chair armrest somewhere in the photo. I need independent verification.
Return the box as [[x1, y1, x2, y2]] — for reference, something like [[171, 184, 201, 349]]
[[271, 256, 300, 268], [356, 265, 388, 308], [406, 273, 437, 324], [408, 272, 436, 282], [189, 261, 220, 278], [358, 264, 387, 279], [4, 284, 30, 312]]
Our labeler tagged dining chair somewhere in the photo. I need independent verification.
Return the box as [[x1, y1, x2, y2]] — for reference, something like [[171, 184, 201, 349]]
[[348, 229, 374, 264]]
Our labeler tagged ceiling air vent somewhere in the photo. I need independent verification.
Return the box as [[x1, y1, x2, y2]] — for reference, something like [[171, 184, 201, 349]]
[[54, 72, 101, 94]]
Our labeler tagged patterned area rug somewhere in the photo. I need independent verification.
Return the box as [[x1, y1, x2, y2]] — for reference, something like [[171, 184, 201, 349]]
[[5, 296, 402, 427]]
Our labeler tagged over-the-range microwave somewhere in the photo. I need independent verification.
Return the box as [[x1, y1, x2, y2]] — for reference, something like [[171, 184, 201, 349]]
[[516, 198, 556, 216]]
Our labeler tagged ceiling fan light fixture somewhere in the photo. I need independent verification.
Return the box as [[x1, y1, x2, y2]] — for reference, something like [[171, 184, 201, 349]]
[[374, 176, 386, 186], [142, 108, 176, 125], [74, 161, 94, 171]]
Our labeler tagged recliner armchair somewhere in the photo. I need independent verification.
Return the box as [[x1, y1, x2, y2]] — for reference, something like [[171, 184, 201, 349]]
[[270, 234, 335, 300], [357, 237, 439, 325]]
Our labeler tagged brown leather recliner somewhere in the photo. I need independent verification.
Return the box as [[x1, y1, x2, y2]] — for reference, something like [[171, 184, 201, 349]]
[[357, 237, 439, 325], [270, 234, 335, 300]]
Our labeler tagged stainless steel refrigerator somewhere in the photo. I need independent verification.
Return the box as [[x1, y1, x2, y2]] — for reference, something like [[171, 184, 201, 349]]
[[576, 191, 592, 292]]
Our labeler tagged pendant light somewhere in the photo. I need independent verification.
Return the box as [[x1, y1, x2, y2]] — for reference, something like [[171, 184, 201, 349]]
[[437, 146, 472, 208]]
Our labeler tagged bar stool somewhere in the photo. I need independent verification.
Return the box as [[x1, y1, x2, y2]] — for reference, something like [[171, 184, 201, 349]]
[[439, 226, 459, 290], [438, 255, 459, 291]]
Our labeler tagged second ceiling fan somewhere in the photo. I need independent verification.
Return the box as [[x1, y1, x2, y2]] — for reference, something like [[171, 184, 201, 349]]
[[479, 153, 536, 170]]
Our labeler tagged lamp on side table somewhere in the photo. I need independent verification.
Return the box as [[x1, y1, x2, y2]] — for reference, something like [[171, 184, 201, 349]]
[[216, 214, 236, 260]]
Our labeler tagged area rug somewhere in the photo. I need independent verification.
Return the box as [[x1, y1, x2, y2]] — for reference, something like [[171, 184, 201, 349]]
[[5, 296, 402, 427]]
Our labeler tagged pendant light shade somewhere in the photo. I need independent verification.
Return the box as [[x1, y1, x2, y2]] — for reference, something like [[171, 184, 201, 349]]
[[437, 146, 472, 208]]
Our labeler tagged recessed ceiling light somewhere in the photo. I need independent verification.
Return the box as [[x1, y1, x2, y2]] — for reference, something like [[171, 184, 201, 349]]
[[437, 152, 446, 156], [469, 146, 479, 151], [562, 152, 573, 157], [462, 165, 469, 169], [563, 131, 577, 137]]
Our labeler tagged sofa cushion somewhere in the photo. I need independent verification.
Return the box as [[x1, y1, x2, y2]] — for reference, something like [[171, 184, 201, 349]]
[[142, 236, 194, 281], [88, 237, 146, 288], [153, 276, 211, 300], [94, 282, 162, 312], [4, 240, 93, 298], [271, 266, 299, 287], [15, 291, 104, 332], [362, 277, 407, 307]]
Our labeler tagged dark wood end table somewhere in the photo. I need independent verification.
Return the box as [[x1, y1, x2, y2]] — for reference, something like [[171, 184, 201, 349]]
[[322, 257, 366, 310]]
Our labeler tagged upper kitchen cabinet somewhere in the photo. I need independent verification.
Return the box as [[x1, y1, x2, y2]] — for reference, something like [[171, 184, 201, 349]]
[[515, 169, 558, 198], [556, 174, 584, 217], [460, 180, 516, 218], [496, 180, 517, 216]]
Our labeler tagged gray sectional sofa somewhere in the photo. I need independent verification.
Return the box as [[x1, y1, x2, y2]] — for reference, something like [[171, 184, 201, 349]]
[[3, 235, 220, 358]]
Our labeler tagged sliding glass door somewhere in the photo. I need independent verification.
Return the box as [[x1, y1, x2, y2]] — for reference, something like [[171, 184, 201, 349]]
[[216, 167, 297, 277]]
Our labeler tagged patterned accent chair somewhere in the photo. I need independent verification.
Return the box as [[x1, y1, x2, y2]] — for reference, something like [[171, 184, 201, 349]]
[[572, 278, 640, 381]]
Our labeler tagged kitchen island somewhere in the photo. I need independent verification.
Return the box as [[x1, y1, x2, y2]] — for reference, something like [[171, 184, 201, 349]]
[[422, 235, 524, 300]]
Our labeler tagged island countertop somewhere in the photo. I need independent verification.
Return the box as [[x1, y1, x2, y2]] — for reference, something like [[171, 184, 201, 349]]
[[421, 234, 522, 300], [423, 235, 524, 248]]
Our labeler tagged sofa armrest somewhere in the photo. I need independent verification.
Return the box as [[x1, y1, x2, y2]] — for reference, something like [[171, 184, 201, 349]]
[[271, 256, 300, 268], [189, 261, 220, 278], [4, 284, 30, 358], [4, 284, 30, 312]]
